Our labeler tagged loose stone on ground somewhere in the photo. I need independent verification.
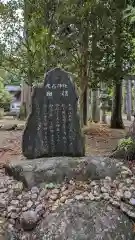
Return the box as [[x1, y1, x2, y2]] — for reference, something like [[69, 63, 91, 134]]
[[0, 158, 135, 239]]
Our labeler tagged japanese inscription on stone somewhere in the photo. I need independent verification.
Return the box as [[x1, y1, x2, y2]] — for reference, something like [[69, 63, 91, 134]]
[[22, 67, 85, 159]]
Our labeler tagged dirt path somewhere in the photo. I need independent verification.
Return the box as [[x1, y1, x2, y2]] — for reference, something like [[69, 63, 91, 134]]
[[85, 123, 127, 156], [0, 122, 128, 165], [0, 116, 25, 125], [0, 114, 132, 164], [0, 131, 22, 165]]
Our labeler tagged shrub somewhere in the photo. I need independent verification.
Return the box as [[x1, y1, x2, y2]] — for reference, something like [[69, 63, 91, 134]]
[[118, 137, 135, 151]]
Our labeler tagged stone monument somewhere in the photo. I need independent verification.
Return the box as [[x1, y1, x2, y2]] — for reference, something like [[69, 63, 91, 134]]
[[22, 67, 85, 159]]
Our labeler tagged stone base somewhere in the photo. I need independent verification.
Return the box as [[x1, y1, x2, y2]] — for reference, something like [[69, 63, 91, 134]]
[[4, 156, 122, 189]]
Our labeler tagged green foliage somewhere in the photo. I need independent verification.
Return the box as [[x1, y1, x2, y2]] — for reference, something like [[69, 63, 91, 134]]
[[0, 68, 21, 86], [124, 5, 135, 24], [0, 77, 11, 107], [0, 0, 135, 89], [118, 137, 135, 152]]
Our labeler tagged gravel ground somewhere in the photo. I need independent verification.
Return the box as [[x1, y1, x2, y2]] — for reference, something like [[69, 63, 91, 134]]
[[0, 162, 135, 239]]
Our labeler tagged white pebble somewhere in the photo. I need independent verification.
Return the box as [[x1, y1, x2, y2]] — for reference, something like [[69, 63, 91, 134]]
[[17, 195, 22, 200], [11, 212, 18, 219], [121, 169, 132, 176], [31, 186, 39, 194], [31, 194, 38, 200], [10, 200, 19, 206], [125, 178, 133, 185], [121, 166, 131, 171], [105, 176, 112, 182], [60, 196, 67, 203], [82, 191, 89, 197], [127, 211, 135, 218], [129, 185, 135, 191], [107, 206, 112, 211], [65, 199, 73, 204], [116, 162, 123, 167], [39, 189, 47, 198], [101, 187, 108, 193], [22, 207, 28, 212], [124, 191, 132, 199], [0, 188, 7, 193], [115, 190, 123, 199], [88, 193, 95, 201], [62, 190, 70, 196], [102, 193, 110, 200], [75, 195, 84, 201], [90, 181, 97, 187], [50, 194, 58, 201], [27, 200, 33, 209], [112, 201, 120, 207], [51, 189, 60, 195], [7, 206, 16, 213], [51, 205, 58, 211], [95, 196, 101, 201], [129, 198, 135, 206]]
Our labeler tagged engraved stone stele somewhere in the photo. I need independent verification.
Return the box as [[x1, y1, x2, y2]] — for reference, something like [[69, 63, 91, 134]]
[[22, 67, 85, 159]]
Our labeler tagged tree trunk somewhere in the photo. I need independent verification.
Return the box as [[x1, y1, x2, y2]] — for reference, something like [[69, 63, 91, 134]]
[[126, 79, 132, 121], [79, 86, 88, 127], [110, 83, 124, 129], [134, 80, 135, 114], [83, 87, 88, 126], [122, 80, 127, 114], [87, 87, 91, 121], [79, 95, 84, 128], [23, 0, 33, 117], [100, 83, 107, 124], [100, 108, 106, 124], [110, 1, 125, 129], [21, 80, 32, 117], [80, 82, 88, 128], [79, 37, 89, 127], [91, 89, 100, 123]]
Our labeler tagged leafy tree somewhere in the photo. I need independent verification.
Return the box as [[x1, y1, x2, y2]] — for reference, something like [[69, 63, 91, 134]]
[[0, 77, 11, 108], [0, 0, 60, 115], [0, 0, 135, 126], [103, 0, 134, 128], [55, 0, 134, 127], [55, 0, 108, 125]]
